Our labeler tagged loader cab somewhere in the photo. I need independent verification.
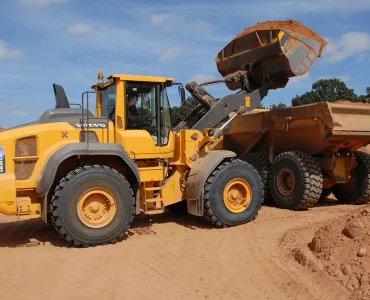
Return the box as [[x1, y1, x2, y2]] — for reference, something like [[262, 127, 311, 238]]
[[93, 74, 185, 160]]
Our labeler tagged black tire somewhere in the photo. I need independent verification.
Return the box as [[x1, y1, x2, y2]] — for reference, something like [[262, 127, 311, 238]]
[[318, 188, 331, 202], [50, 165, 135, 247], [270, 151, 323, 210], [203, 159, 263, 227], [243, 152, 273, 204], [331, 151, 370, 205]]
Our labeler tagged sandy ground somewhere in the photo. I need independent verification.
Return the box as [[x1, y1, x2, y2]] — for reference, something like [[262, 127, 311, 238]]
[[0, 199, 363, 300]]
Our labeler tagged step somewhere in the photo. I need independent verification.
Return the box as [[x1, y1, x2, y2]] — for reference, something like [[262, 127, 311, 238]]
[[145, 187, 162, 191], [145, 198, 162, 203], [146, 209, 165, 215], [143, 198, 164, 212]]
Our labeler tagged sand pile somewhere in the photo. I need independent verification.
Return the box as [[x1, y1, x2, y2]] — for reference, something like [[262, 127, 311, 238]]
[[335, 100, 370, 106], [359, 146, 370, 155], [307, 206, 370, 298]]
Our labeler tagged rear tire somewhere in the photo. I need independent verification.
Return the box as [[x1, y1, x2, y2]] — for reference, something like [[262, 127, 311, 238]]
[[50, 165, 135, 247], [203, 159, 263, 227], [331, 151, 370, 205], [243, 152, 273, 204], [270, 151, 323, 210]]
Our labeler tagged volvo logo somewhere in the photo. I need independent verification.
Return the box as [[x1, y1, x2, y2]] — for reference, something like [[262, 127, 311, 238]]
[[76, 123, 107, 128]]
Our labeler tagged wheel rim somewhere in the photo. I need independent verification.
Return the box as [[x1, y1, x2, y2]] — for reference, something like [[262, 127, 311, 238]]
[[223, 178, 252, 213], [277, 167, 296, 196], [77, 188, 117, 229]]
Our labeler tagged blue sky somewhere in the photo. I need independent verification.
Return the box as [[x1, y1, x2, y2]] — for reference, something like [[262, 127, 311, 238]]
[[0, 0, 370, 128]]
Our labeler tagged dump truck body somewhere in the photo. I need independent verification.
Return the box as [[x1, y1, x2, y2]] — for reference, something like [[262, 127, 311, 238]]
[[224, 102, 370, 154]]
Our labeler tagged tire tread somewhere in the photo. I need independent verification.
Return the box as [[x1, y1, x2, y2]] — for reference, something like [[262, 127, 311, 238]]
[[49, 165, 135, 248]]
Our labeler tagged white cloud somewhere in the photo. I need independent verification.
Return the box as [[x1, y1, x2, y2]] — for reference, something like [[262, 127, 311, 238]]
[[289, 0, 370, 13], [188, 74, 217, 83], [17, 0, 68, 6], [149, 13, 178, 26], [357, 53, 366, 62], [324, 32, 370, 62], [190, 20, 210, 31], [288, 72, 311, 86], [68, 23, 93, 35], [339, 75, 350, 82], [0, 41, 23, 61], [9, 110, 28, 117], [158, 46, 182, 61]]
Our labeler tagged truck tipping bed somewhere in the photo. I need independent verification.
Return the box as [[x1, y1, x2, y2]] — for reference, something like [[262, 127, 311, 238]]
[[223, 102, 370, 155]]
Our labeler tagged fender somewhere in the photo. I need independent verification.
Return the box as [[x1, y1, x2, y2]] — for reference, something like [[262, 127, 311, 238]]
[[186, 150, 236, 216], [36, 142, 140, 198]]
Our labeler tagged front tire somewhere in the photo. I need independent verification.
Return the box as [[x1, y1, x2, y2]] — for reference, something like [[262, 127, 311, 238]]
[[203, 159, 263, 227], [50, 165, 135, 247], [331, 151, 370, 205], [270, 151, 323, 210]]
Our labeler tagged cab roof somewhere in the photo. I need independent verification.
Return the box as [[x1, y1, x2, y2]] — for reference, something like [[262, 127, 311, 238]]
[[109, 74, 174, 83], [91, 74, 174, 89]]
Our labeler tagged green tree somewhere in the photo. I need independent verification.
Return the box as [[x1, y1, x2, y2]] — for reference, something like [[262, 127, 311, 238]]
[[270, 102, 288, 110], [170, 96, 198, 126], [291, 78, 358, 107], [358, 86, 370, 103]]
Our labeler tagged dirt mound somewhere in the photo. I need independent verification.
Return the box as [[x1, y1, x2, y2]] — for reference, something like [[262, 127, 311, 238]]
[[307, 206, 370, 299], [359, 146, 370, 155], [0, 126, 3, 131], [235, 20, 327, 47], [335, 100, 370, 106]]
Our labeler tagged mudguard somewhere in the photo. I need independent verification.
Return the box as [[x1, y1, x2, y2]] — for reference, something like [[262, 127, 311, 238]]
[[36, 142, 140, 198], [186, 150, 236, 216]]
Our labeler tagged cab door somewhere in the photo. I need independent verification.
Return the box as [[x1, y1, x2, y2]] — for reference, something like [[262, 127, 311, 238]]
[[115, 81, 175, 160]]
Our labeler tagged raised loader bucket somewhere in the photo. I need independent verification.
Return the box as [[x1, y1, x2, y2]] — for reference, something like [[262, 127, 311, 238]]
[[216, 20, 327, 91]]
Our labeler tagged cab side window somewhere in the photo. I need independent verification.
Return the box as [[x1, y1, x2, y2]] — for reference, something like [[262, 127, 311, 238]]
[[160, 86, 172, 145], [126, 82, 158, 141]]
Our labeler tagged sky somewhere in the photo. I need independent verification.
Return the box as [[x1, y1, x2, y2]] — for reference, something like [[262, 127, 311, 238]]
[[0, 0, 370, 128]]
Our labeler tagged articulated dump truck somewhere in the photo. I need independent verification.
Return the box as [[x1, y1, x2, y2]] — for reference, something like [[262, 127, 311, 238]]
[[222, 102, 370, 210], [0, 20, 367, 247]]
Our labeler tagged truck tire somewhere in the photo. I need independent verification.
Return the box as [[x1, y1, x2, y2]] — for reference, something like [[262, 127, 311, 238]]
[[203, 159, 263, 227], [331, 151, 370, 205], [50, 165, 135, 247], [270, 151, 323, 210], [243, 152, 273, 204]]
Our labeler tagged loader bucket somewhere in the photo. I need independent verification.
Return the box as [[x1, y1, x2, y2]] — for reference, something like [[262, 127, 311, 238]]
[[216, 20, 328, 91]]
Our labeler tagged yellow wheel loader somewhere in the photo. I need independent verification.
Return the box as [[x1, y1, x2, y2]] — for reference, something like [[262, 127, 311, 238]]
[[0, 73, 266, 247], [0, 20, 328, 247]]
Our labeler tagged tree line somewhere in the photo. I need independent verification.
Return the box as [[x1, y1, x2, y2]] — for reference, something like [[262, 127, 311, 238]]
[[170, 78, 370, 126]]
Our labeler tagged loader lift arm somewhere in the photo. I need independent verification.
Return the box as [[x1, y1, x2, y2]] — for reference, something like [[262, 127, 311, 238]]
[[174, 71, 269, 133]]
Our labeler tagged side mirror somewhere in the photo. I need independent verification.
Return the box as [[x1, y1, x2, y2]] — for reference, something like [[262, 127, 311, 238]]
[[178, 86, 186, 103]]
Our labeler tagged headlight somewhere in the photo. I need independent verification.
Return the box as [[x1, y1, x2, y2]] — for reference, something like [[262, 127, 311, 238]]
[[15, 137, 37, 157], [14, 137, 38, 180]]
